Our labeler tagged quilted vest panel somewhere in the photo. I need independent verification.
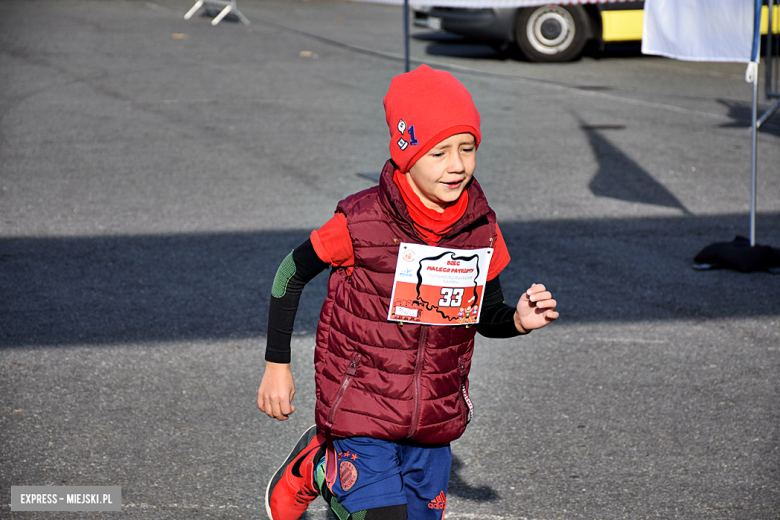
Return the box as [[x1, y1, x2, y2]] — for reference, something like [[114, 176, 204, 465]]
[[314, 160, 498, 444]]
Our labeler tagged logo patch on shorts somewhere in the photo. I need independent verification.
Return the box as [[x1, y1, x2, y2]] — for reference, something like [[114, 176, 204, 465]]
[[339, 459, 358, 491], [428, 490, 447, 510]]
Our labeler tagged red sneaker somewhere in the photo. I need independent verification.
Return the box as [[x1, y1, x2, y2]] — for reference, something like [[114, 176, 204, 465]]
[[265, 425, 325, 520]]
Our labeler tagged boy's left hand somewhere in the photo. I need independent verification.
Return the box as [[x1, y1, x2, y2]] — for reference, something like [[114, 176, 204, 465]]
[[514, 283, 559, 334]]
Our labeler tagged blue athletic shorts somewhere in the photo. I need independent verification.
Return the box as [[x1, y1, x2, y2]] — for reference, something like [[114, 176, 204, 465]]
[[329, 437, 451, 518]]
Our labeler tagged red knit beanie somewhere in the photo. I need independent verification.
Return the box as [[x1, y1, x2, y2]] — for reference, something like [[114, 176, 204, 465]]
[[383, 64, 481, 173]]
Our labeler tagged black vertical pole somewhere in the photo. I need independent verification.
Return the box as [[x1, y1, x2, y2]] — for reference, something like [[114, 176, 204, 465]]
[[404, 0, 410, 72]]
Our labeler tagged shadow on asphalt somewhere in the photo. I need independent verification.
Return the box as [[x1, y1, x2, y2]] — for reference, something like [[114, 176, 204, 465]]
[[582, 124, 693, 215], [449, 454, 500, 502], [2, 213, 779, 348], [718, 98, 780, 138]]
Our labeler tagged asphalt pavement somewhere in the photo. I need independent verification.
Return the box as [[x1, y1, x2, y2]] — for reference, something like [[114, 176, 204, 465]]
[[1, 0, 779, 518]]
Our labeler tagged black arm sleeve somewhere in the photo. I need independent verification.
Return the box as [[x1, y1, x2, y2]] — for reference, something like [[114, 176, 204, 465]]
[[265, 239, 329, 363], [476, 276, 527, 339]]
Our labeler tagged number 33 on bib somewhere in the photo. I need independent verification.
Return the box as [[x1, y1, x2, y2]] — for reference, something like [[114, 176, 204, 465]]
[[388, 243, 493, 326]]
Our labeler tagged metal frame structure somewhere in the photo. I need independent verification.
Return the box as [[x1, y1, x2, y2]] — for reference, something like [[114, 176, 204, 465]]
[[765, 0, 780, 100], [184, 0, 250, 26], [749, 0, 779, 245]]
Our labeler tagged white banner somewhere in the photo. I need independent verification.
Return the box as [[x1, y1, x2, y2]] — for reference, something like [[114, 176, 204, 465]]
[[641, 0, 754, 62], [355, 0, 639, 8]]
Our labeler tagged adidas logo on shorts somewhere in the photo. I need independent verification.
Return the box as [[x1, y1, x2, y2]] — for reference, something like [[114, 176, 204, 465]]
[[428, 491, 446, 510]]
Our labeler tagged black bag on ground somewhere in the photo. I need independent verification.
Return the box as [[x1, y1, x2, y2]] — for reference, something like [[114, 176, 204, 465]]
[[693, 235, 780, 273]]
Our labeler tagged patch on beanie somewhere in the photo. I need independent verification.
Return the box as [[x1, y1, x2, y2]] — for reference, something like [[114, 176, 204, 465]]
[[395, 118, 419, 151]]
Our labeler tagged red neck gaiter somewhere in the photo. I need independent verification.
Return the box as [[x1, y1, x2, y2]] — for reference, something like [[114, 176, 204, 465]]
[[393, 168, 468, 246]]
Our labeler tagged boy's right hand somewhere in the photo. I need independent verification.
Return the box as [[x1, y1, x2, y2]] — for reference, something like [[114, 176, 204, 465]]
[[257, 361, 296, 421]]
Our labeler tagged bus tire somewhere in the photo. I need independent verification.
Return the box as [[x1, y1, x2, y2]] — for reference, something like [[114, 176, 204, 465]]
[[515, 5, 588, 62]]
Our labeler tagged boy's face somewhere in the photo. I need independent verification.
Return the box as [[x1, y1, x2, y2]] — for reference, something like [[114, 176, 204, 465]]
[[406, 133, 476, 212]]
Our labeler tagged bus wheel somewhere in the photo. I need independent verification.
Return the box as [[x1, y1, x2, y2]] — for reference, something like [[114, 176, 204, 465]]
[[515, 5, 588, 62]]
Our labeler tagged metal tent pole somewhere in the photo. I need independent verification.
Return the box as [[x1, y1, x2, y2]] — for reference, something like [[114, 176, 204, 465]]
[[748, 0, 763, 247], [404, 0, 410, 72], [750, 70, 758, 246]]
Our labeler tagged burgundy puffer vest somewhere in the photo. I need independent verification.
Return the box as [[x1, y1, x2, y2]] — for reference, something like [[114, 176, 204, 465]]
[[314, 160, 498, 445]]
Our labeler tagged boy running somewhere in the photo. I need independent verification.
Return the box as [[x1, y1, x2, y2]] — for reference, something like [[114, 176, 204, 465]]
[[258, 64, 558, 520]]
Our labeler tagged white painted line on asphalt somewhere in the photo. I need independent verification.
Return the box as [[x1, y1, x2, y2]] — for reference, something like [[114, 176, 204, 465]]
[[123, 502, 243, 510], [593, 337, 668, 344], [446, 514, 545, 520], [122, 501, 550, 519]]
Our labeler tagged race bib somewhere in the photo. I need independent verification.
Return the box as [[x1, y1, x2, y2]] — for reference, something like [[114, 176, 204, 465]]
[[388, 243, 493, 326]]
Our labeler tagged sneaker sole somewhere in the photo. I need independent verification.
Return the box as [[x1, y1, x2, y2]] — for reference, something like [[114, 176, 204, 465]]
[[264, 424, 319, 520]]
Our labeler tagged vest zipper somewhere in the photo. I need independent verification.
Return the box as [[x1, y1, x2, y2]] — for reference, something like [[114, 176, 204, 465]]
[[326, 353, 361, 428], [458, 355, 474, 424], [407, 326, 427, 439]]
